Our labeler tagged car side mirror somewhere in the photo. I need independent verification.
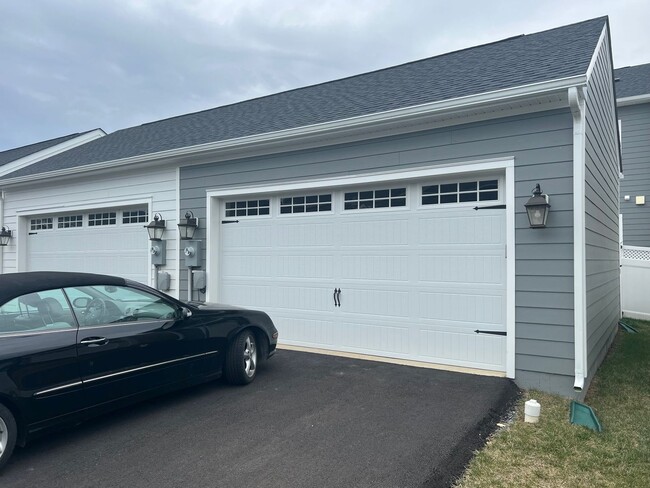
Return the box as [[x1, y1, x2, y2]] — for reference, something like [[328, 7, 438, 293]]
[[179, 307, 192, 319]]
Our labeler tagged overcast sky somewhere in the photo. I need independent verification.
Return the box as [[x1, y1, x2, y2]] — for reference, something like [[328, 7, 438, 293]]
[[1, 0, 648, 151]]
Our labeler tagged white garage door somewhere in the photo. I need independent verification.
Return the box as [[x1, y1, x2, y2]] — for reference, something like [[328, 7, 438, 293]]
[[217, 175, 507, 372], [26, 206, 149, 284]]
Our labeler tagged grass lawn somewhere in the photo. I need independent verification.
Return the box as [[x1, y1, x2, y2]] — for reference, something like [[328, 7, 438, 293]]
[[456, 319, 650, 488]]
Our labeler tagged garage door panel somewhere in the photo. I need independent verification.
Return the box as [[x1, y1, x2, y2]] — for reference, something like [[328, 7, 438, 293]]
[[418, 254, 505, 285], [339, 289, 410, 318], [339, 218, 409, 247], [339, 254, 410, 281], [272, 316, 339, 346], [222, 282, 335, 313], [418, 291, 505, 326], [418, 327, 505, 369], [276, 221, 335, 247], [332, 320, 411, 355], [418, 213, 504, 245]]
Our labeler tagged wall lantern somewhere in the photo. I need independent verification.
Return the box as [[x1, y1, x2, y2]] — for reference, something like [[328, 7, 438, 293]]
[[144, 213, 166, 241], [178, 210, 199, 240], [524, 184, 551, 228], [0, 227, 12, 246]]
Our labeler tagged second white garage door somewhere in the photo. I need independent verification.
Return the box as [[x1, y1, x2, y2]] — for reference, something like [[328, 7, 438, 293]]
[[26, 206, 150, 284], [217, 175, 507, 372]]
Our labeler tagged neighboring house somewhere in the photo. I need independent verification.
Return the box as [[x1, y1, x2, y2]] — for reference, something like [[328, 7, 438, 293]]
[[615, 63, 650, 246], [615, 63, 650, 321], [0, 17, 621, 398]]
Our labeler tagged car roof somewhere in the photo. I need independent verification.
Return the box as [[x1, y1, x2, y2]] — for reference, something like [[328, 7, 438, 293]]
[[0, 271, 127, 304]]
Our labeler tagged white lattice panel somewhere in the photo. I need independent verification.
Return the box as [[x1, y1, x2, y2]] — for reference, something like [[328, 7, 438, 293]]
[[622, 246, 650, 262]]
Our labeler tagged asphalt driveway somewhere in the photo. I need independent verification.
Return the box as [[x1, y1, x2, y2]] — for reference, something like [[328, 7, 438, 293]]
[[0, 350, 519, 488]]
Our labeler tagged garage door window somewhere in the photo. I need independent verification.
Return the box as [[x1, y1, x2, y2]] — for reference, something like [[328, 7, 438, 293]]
[[30, 218, 53, 231], [225, 199, 270, 217], [122, 210, 148, 224], [88, 212, 116, 226], [344, 188, 406, 210], [422, 179, 499, 205], [280, 194, 332, 214], [58, 215, 83, 229]]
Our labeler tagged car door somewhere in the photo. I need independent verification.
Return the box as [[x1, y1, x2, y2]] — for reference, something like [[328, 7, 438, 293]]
[[66, 284, 211, 408], [0, 288, 83, 431]]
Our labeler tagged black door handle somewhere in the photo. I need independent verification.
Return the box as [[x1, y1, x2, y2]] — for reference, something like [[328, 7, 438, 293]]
[[336, 288, 341, 307]]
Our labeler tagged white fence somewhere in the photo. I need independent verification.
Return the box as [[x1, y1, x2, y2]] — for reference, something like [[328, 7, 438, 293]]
[[621, 245, 650, 320]]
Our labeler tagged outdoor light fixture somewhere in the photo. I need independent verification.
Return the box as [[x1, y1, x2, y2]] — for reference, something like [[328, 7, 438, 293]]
[[145, 213, 166, 241], [178, 210, 199, 240], [0, 227, 12, 246], [524, 184, 551, 228]]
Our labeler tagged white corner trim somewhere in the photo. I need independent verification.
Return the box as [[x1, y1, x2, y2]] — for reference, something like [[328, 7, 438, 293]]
[[617, 93, 650, 107], [0, 75, 585, 186], [569, 86, 587, 391], [586, 25, 608, 80], [0, 129, 106, 177]]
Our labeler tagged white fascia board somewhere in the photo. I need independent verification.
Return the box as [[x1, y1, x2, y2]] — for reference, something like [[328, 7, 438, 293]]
[[0, 129, 106, 177], [0, 75, 586, 187], [617, 94, 650, 106]]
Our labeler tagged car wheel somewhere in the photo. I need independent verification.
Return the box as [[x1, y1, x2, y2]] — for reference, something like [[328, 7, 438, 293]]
[[0, 403, 17, 471], [224, 330, 257, 385]]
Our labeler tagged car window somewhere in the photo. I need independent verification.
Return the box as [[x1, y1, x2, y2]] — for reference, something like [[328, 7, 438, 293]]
[[0, 289, 76, 334], [65, 285, 178, 327]]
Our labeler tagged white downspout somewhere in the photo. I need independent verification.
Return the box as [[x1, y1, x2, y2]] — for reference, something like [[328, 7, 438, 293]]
[[569, 86, 587, 392]]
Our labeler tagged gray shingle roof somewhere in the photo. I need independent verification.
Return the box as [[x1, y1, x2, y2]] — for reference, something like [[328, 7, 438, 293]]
[[2, 16, 608, 181], [0, 132, 88, 168], [614, 63, 650, 99]]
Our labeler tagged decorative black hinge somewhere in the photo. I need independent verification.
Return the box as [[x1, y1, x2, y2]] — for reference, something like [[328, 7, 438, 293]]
[[474, 329, 507, 336], [221, 220, 240, 224], [473, 205, 506, 211]]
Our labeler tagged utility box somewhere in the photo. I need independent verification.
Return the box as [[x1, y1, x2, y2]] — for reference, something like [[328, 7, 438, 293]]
[[192, 270, 206, 290], [157, 271, 171, 291], [182, 240, 201, 267]]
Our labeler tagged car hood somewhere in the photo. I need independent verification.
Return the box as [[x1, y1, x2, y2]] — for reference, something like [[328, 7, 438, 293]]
[[186, 301, 248, 312]]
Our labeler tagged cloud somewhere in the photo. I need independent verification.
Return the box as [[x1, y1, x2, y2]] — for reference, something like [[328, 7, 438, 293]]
[[1, 0, 648, 150]]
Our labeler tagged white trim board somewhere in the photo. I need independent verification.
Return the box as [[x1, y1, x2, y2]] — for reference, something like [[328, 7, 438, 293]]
[[205, 156, 516, 379]]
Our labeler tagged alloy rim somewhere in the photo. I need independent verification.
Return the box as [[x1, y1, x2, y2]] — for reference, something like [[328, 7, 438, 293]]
[[243, 336, 257, 378], [0, 416, 7, 457]]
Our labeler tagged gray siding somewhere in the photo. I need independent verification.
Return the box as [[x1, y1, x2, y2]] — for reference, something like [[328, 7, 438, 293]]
[[584, 32, 620, 384], [180, 109, 576, 394], [619, 102, 650, 246]]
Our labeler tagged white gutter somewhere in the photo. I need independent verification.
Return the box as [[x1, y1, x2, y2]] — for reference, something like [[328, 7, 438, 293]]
[[0, 74, 586, 187], [569, 85, 587, 392], [617, 93, 650, 107]]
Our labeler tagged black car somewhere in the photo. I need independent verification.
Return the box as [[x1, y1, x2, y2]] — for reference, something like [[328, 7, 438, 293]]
[[0, 271, 278, 469]]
